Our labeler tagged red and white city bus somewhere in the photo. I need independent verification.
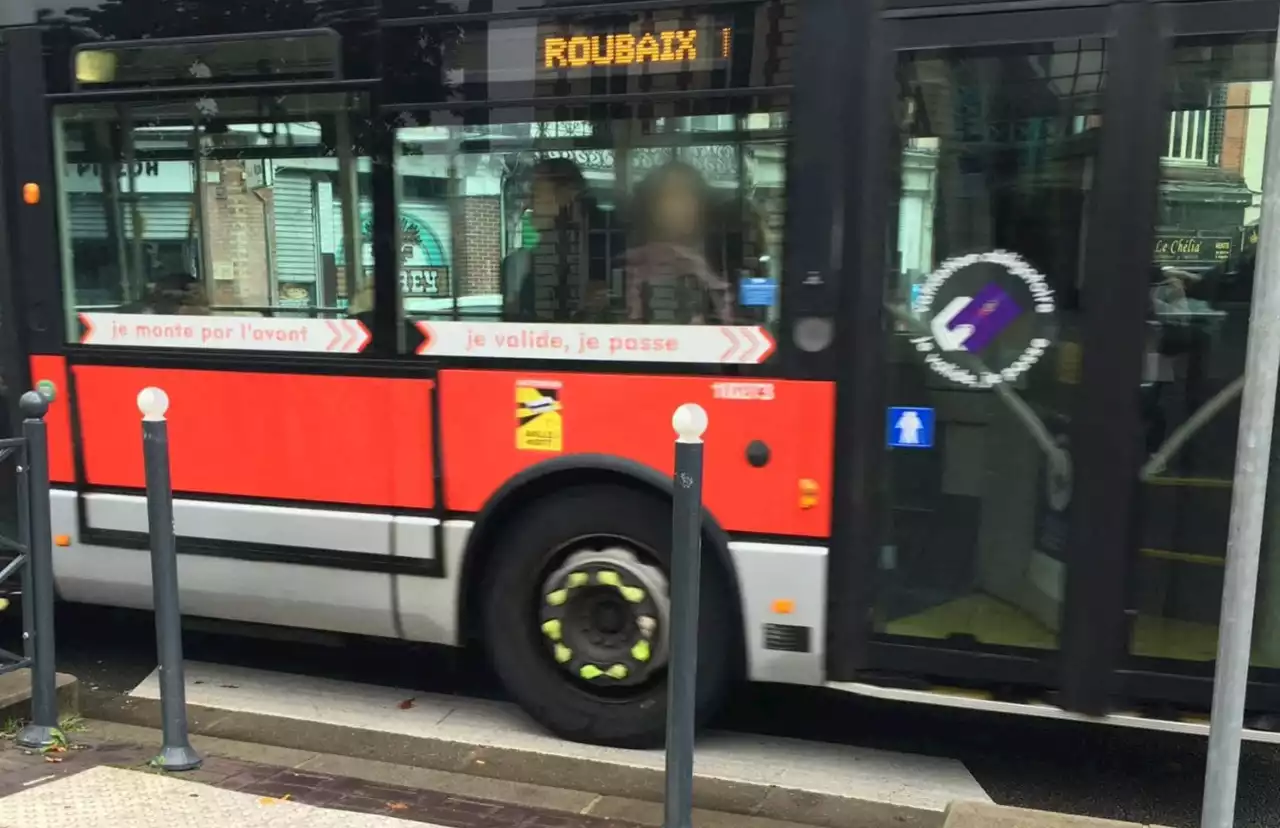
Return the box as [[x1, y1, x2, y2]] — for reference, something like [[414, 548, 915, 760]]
[[2, 0, 1280, 748]]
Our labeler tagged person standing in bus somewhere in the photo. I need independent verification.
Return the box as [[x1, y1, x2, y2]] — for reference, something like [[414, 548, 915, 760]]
[[124, 272, 210, 316], [623, 161, 733, 325], [500, 158, 607, 323]]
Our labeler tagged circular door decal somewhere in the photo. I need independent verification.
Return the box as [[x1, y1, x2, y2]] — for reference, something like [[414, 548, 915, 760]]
[[911, 250, 1057, 389]]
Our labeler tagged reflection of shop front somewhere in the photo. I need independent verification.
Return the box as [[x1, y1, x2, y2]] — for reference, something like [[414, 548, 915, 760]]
[[1153, 233, 1234, 269], [1153, 165, 1253, 271], [62, 161, 197, 306], [335, 202, 457, 313]]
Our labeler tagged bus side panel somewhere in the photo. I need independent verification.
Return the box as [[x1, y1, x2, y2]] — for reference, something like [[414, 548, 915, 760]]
[[70, 364, 434, 509], [439, 369, 834, 538], [29, 354, 74, 483]]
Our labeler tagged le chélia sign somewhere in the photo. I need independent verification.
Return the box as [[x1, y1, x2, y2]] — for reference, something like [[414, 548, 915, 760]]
[[1153, 235, 1232, 265]]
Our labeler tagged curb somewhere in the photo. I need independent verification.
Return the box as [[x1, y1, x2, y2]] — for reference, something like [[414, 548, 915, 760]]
[[942, 802, 1175, 828], [83, 688, 945, 828], [0, 669, 80, 723]]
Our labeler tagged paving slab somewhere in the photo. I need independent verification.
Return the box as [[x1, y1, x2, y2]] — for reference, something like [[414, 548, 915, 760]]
[[0, 724, 647, 828], [0, 764, 437, 828], [103, 660, 991, 828], [67, 719, 815, 828]]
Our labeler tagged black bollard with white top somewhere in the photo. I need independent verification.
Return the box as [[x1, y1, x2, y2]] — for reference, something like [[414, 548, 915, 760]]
[[664, 403, 708, 828], [138, 387, 201, 772], [16, 390, 59, 750]]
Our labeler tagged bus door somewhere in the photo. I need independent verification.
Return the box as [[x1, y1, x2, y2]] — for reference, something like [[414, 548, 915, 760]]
[[1115, 0, 1280, 712], [827, 2, 1167, 713]]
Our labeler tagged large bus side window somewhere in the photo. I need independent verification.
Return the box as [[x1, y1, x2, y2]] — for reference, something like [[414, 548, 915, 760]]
[[393, 107, 787, 343], [53, 93, 373, 347]]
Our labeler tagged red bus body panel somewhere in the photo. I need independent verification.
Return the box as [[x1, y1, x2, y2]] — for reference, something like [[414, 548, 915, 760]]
[[439, 370, 833, 537], [29, 357, 833, 537], [67, 364, 435, 510], [30, 354, 74, 484]]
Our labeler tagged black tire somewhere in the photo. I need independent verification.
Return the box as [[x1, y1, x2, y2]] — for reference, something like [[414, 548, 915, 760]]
[[480, 484, 739, 748]]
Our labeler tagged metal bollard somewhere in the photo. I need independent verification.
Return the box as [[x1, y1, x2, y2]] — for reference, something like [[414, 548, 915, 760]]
[[138, 387, 201, 772], [17, 391, 59, 750], [664, 403, 708, 828]]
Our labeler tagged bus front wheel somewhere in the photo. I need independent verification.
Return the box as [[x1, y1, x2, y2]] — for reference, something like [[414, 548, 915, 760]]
[[480, 484, 737, 748]]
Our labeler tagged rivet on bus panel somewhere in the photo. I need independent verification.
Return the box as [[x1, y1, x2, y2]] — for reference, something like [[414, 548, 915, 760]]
[[21, 183, 39, 205], [798, 478, 819, 509]]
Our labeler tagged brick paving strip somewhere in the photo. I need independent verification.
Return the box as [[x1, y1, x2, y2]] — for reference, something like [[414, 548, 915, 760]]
[[0, 733, 643, 828]]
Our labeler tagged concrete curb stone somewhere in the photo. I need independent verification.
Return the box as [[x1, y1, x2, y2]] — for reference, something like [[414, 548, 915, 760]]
[[943, 801, 1175, 828]]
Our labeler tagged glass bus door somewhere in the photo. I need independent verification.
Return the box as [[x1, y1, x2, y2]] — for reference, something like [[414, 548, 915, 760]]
[[828, 3, 1168, 711], [1117, 0, 1280, 712]]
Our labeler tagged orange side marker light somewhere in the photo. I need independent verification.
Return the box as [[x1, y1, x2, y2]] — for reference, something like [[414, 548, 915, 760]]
[[771, 598, 795, 615], [54, 535, 71, 547], [22, 183, 40, 205], [798, 478, 819, 510]]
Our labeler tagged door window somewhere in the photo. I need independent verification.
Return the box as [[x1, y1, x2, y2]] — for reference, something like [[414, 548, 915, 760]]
[[876, 39, 1106, 651], [1131, 33, 1280, 669]]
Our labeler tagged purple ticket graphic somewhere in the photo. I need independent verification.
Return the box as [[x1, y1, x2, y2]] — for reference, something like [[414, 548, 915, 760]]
[[948, 283, 1022, 352]]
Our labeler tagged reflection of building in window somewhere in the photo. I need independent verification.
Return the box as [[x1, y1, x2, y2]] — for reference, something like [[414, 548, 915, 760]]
[[57, 105, 372, 318], [1156, 74, 1270, 271], [63, 161, 199, 306], [401, 267, 451, 297], [204, 159, 272, 308], [894, 42, 1105, 306], [335, 202, 459, 313]]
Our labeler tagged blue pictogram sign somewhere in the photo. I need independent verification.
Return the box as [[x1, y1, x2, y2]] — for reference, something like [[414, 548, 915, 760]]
[[887, 406, 934, 449]]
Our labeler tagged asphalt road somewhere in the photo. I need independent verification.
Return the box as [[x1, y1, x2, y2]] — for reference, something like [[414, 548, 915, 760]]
[[4, 603, 1280, 827]]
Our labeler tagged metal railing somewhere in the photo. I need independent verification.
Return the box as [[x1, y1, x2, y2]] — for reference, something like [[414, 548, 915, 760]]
[[0, 391, 59, 749]]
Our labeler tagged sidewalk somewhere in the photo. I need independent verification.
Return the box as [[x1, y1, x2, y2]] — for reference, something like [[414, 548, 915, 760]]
[[0, 720, 662, 828]]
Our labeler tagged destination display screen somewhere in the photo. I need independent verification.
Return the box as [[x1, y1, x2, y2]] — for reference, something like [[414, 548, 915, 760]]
[[540, 20, 732, 75], [381, 3, 770, 103]]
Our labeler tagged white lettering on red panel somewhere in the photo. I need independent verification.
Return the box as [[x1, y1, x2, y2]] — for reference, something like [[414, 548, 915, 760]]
[[79, 313, 370, 354], [415, 322, 774, 364]]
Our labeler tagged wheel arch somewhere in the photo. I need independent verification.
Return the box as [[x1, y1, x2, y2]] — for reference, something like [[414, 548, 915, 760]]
[[457, 454, 744, 661]]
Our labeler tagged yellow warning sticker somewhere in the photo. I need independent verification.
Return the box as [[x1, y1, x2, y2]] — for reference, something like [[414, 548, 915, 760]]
[[516, 380, 563, 452]]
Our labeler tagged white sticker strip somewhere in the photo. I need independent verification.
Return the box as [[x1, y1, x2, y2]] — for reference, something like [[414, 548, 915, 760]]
[[414, 321, 775, 363], [79, 313, 371, 354]]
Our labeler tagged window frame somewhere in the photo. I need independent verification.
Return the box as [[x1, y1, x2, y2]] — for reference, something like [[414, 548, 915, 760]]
[[383, 100, 793, 368], [45, 82, 380, 359], [375, 8, 804, 375]]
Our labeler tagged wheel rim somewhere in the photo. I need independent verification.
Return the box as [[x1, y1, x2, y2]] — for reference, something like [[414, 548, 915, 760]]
[[537, 545, 670, 689]]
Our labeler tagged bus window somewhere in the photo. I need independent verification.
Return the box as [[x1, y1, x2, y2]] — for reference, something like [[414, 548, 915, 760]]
[[1133, 34, 1280, 668], [877, 40, 1105, 652], [54, 93, 372, 348], [392, 105, 787, 361]]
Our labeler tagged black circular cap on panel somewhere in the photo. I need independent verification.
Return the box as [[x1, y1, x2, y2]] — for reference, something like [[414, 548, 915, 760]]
[[746, 440, 770, 468]]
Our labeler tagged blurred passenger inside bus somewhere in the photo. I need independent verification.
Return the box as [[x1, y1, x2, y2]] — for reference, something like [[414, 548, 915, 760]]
[[126, 272, 210, 315], [500, 158, 606, 322], [623, 161, 733, 324]]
